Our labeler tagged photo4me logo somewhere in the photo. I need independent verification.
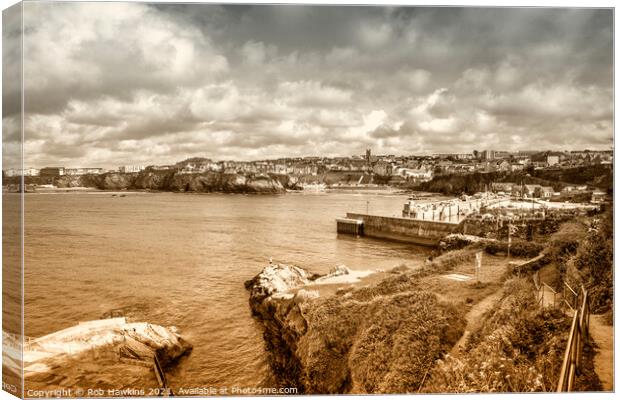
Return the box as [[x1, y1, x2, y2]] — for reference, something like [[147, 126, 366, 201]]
[[175, 386, 298, 395]]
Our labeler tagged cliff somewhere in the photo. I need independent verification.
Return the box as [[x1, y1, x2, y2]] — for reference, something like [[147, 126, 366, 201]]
[[245, 264, 465, 394], [53, 170, 297, 193]]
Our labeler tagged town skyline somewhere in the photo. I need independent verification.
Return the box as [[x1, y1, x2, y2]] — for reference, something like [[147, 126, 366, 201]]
[[4, 147, 613, 176], [2, 4, 613, 169]]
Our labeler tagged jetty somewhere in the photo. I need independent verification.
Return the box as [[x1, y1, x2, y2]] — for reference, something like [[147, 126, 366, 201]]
[[337, 212, 461, 246]]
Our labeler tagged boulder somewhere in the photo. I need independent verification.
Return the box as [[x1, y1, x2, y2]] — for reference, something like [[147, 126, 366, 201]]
[[245, 264, 313, 310], [6, 317, 192, 391]]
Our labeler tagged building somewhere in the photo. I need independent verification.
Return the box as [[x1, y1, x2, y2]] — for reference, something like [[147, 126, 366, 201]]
[[539, 186, 555, 198], [482, 150, 495, 160], [119, 165, 145, 173], [546, 155, 560, 166], [493, 160, 511, 172], [493, 151, 511, 159], [522, 184, 542, 197], [433, 153, 474, 160], [39, 167, 65, 178], [395, 167, 433, 181], [3, 168, 39, 177], [65, 168, 103, 175], [491, 182, 515, 193], [591, 191, 607, 203], [373, 161, 392, 176]]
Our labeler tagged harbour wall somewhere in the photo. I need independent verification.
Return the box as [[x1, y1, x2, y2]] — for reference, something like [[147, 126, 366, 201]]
[[345, 213, 463, 246]]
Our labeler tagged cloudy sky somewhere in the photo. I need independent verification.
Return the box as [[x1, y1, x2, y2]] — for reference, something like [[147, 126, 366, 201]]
[[2, 3, 614, 168]]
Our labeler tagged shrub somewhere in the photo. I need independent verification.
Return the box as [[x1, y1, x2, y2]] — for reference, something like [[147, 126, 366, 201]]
[[298, 285, 467, 393], [564, 209, 613, 314], [482, 240, 543, 258], [425, 248, 478, 273]]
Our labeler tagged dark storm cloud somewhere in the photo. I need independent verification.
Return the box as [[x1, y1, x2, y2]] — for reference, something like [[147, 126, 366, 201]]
[[7, 3, 613, 168]]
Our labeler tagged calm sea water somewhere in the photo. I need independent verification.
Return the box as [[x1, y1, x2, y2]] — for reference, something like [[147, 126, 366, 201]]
[[23, 191, 431, 388]]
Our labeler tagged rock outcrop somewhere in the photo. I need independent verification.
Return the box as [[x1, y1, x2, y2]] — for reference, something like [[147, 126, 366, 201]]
[[245, 264, 466, 394], [4, 318, 192, 391]]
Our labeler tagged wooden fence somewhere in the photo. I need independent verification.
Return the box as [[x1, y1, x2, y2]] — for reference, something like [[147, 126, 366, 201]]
[[556, 286, 590, 392], [532, 273, 591, 392]]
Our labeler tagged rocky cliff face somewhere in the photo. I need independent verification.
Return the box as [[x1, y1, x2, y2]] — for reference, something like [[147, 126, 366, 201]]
[[245, 264, 466, 394], [56, 173, 135, 190], [55, 170, 296, 193]]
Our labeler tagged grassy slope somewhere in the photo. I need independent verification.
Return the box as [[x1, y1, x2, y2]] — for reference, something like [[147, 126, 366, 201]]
[[421, 209, 610, 393], [295, 271, 466, 393]]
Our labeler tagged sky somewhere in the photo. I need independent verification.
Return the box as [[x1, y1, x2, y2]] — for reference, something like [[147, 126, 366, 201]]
[[2, 3, 614, 168]]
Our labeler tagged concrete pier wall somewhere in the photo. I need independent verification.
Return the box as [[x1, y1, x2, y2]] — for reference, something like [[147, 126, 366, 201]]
[[345, 213, 462, 246]]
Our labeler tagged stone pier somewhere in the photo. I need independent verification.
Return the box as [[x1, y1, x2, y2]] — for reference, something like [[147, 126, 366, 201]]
[[343, 212, 463, 246]]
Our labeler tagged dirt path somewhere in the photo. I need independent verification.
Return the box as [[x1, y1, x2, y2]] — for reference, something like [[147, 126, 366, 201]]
[[589, 314, 613, 391], [450, 290, 503, 356]]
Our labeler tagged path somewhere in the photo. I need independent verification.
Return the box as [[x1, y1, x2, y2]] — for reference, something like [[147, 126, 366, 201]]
[[450, 290, 503, 356], [588, 314, 613, 391]]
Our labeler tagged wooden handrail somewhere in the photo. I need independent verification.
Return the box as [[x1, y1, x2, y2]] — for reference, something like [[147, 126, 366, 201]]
[[564, 281, 578, 298], [557, 287, 589, 392]]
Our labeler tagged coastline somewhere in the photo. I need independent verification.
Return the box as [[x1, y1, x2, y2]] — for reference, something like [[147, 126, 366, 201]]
[[244, 207, 611, 394]]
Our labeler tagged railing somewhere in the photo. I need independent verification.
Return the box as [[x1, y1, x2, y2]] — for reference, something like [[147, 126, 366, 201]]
[[557, 286, 590, 392], [532, 273, 591, 392], [562, 282, 579, 311], [119, 333, 173, 397], [153, 354, 173, 397]]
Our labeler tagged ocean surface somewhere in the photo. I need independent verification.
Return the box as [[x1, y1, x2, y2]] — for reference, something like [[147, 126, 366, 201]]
[[23, 191, 432, 388]]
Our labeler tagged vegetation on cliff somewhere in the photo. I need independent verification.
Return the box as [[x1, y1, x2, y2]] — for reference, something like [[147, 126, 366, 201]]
[[563, 209, 613, 314], [246, 267, 466, 394], [422, 208, 610, 393], [302, 282, 465, 393]]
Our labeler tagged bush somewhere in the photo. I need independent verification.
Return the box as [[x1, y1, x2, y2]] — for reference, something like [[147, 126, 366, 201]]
[[564, 210, 613, 314], [425, 248, 478, 273], [482, 240, 543, 258], [298, 282, 467, 393]]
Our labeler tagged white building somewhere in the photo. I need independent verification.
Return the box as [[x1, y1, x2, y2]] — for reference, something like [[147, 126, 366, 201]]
[[4, 168, 40, 177], [65, 167, 103, 175], [546, 155, 560, 166], [119, 165, 146, 173], [395, 167, 433, 181]]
